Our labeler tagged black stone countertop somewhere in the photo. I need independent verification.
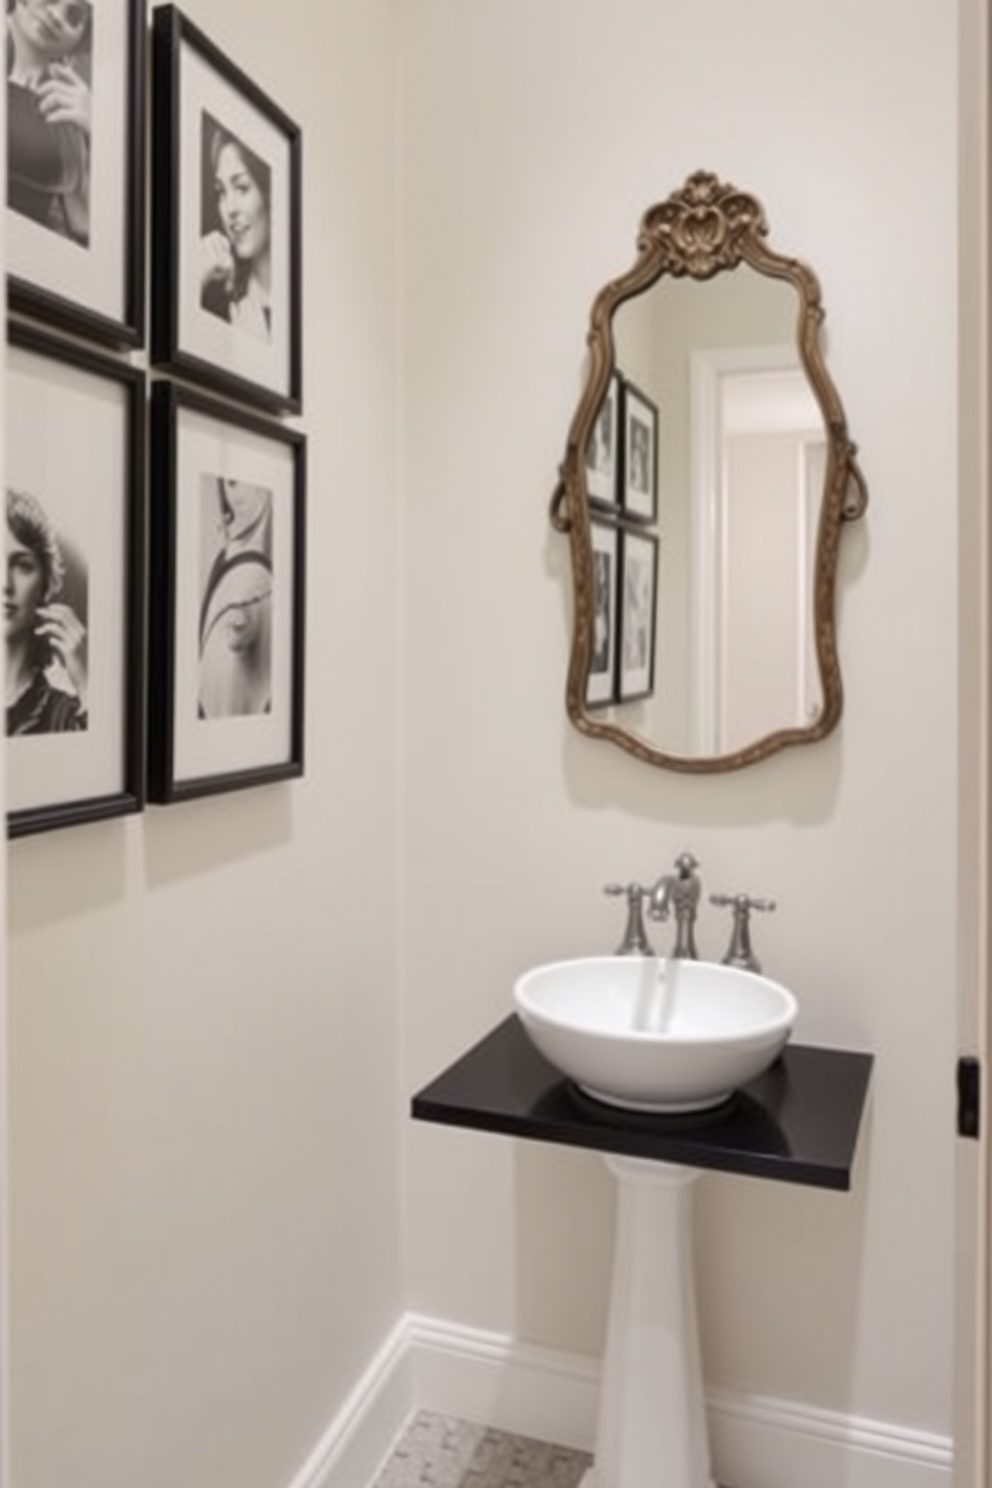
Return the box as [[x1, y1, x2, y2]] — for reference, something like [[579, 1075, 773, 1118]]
[[411, 1015, 873, 1191]]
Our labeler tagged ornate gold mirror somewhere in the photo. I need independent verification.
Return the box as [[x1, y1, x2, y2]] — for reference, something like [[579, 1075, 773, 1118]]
[[550, 171, 867, 772]]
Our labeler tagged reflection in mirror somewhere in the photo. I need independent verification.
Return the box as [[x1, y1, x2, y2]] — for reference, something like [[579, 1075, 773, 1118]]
[[551, 172, 867, 773], [610, 268, 825, 756]]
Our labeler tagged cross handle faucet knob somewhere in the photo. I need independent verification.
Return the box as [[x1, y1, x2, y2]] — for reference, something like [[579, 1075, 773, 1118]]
[[604, 882, 655, 956], [709, 892, 777, 974]]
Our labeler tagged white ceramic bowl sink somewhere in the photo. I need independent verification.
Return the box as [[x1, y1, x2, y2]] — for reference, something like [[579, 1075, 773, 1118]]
[[514, 955, 798, 1113]]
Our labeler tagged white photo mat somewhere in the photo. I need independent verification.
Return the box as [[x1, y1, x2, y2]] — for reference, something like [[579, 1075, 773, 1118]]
[[618, 527, 658, 701], [621, 381, 659, 522], [586, 519, 619, 708], [585, 372, 620, 508], [173, 26, 294, 403], [170, 404, 298, 786], [7, 0, 136, 330], [6, 343, 130, 815]]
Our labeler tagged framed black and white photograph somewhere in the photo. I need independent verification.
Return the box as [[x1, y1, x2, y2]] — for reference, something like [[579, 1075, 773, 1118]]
[[151, 6, 302, 414], [585, 371, 620, 509], [586, 516, 619, 709], [618, 527, 658, 703], [7, 0, 145, 346], [148, 380, 306, 803], [5, 320, 145, 836], [621, 378, 659, 523]]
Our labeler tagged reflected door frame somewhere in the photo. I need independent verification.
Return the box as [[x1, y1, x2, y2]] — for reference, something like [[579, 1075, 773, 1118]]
[[957, 0, 990, 1484], [689, 344, 824, 757]]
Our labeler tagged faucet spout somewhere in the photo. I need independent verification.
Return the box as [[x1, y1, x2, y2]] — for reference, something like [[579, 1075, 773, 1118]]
[[647, 875, 674, 922], [647, 851, 702, 960]]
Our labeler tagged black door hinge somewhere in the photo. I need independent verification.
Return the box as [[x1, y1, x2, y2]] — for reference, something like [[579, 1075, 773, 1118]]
[[958, 1056, 981, 1139]]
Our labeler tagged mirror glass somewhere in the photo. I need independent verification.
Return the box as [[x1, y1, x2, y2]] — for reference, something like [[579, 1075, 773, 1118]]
[[551, 172, 867, 772]]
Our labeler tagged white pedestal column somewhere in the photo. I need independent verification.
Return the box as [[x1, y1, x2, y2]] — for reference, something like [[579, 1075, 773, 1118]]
[[581, 1157, 715, 1488]]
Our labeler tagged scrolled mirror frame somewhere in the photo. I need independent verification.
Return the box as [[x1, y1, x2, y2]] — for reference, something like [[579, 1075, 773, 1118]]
[[550, 170, 868, 773]]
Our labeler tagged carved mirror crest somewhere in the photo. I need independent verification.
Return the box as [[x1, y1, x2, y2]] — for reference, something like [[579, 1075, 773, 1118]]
[[551, 171, 867, 773]]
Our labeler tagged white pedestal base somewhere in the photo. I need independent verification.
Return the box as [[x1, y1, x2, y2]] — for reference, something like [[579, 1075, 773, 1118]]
[[582, 1156, 715, 1488]]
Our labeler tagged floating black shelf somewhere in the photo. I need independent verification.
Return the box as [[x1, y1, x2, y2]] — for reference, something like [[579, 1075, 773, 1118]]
[[411, 1015, 873, 1191]]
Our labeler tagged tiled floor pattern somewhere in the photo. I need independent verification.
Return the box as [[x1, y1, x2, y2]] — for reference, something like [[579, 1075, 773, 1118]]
[[372, 1411, 591, 1488]]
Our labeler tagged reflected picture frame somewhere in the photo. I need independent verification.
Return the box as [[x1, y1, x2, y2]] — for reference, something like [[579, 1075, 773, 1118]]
[[148, 380, 306, 803], [586, 516, 619, 708], [151, 5, 302, 414], [617, 527, 659, 703], [585, 371, 620, 510], [6, 320, 146, 836], [7, 0, 146, 346], [620, 377, 658, 523]]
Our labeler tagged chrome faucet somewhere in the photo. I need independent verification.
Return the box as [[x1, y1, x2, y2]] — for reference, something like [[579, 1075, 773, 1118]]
[[605, 852, 703, 958], [603, 882, 656, 955], [710, 891, 776, 972], [648, 851, 702, 959]]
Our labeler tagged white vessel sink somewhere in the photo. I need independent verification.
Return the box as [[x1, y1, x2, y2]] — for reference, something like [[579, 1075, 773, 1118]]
[[513, 955, 798, 1114]]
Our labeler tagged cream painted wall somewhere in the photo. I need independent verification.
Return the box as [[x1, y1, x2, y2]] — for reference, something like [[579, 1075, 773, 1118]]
[[7, 4, 403, 1488], [2, 1, 965, 1484], [401, 0, 957, 1441]]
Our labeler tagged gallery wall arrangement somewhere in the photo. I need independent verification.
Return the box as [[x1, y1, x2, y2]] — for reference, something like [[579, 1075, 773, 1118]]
[[584, 372, 659, 712], [4, 1, 307, 836]]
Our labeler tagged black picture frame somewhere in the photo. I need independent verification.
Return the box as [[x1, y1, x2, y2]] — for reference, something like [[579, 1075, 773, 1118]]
[[620, 377, 659, 523], [617, 527, 659, 703], [151, 6, 302, 415], [148, 380, 306, 803], [7, 0, 146, 347], [585, 371, 621, 510], [586, 515, 619, 708], [6, 320, 146, 837]]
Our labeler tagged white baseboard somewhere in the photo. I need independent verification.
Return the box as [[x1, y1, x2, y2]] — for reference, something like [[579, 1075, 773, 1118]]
[[284, 1317, 413, 1488], [287, 1311, 953, 1488], [705, 1386, 952, 1488], [403, 1313, 600, 1452]]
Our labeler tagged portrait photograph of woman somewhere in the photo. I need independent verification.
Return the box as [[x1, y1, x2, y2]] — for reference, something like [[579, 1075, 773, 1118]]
[[586, 518, 618, 708], [585, 371, 619, 509], [5, 486, 89, 735], [620, 379, 659, 522], [6, 0, 144, 345], [5, 321, 145, 836], [7, 0, 93, 246], [198, 112, 272, 344], [147, 381, 305, 803], [617, 528, 658, 703], [152, 5, 301, 413], [198, 474, 273, 719]]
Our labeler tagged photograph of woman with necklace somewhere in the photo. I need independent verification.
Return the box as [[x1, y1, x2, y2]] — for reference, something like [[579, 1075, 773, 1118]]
[[197, 474, 273, 719]]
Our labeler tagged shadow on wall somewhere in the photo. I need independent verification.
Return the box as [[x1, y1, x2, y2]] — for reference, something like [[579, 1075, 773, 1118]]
[[513, 1141, 614, 1358], [694, 1099, 873, 1410], [506, 1097, 874, 1423], [142, 783, 295, 891], [561, 716, 845, 830], [8, 819, 130, 934], [547, 458, 871, 833]]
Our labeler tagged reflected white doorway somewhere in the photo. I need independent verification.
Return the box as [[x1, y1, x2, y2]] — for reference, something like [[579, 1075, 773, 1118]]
[[690, 346, 825, 756]]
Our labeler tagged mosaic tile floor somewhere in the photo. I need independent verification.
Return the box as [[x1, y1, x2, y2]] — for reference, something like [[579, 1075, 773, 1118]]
[[372, 1411, 592, 1488]]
